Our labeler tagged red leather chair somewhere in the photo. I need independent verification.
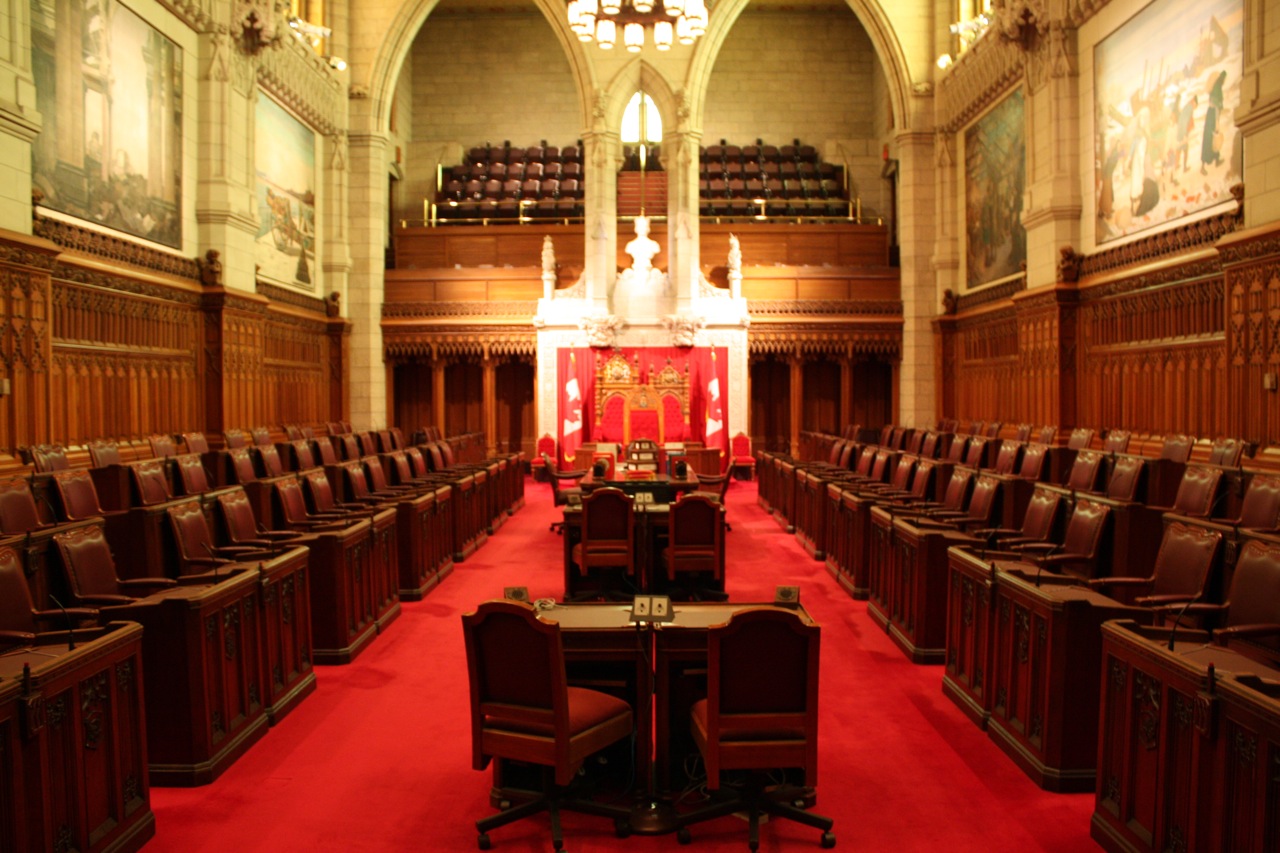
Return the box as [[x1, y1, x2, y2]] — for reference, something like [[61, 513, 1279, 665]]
[[1004, 498, 1112, 580], [51, 469, 109, 522], [173, 453, 212, 496], [148, 434, 178, 458], [128, 459, 172, 506], [53, 525, 183, 606], [181, 432, 210, 454], [543, 452, 585, 534], [250, 426, 273, 446], [974, 488, 1063, 548], [678, 607, 834, 849], [0, 547, 101, 647], [167, 500, 266, 575], [1160, 434, 1195, 464], [663, 494, 727, 600], [1208, 437, 1246, 467], [0, 477, 52, 535], [991, 441, 1023, 475], [729, 432, 755, 480], [227, 447, 259, 485], [1171, 538, 1280, 666], [1102, 455, 1146, 501], [1162, 465, 1225, 517], [224, 428, 250, 449], [254, 444, 286, 478], [26, 444, 71, 473], [1104, 430, 1132, 454], [87, 439, 122, 469], [1067, 428, 1095, 450], [1064, 450, 1105, 493], [1087, 521, 1222, 609], [1231, 474, 1280, 530], [273, 479, 351, 530], [462, 599, 634, 852], [1018, 443, 1049, 480], [569, 487, 634, 600], [217, 488, 309, 546]]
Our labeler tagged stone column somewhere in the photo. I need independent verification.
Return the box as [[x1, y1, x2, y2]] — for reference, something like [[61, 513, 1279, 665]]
[[1022, 22, 1081, 288], [895, 125, 938, 430], [581, 128, 620, 311], [0, 0, 41, 232], [1238, 0, 1280, 225], [196, 32, 259, 291], [665, 128, 702, 312], [344, 114, 388, 428]]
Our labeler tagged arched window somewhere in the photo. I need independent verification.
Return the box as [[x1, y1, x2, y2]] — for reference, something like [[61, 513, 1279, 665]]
[[621, 92, 662, 145]]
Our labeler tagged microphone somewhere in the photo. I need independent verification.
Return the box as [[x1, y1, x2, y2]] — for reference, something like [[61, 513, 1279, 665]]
[[1166, 592, 1202, 651], [201, 540, 222, 581], [38, 491, 59, 527], [1034, 543, 1062, 588], [48, 594, 75, 651]]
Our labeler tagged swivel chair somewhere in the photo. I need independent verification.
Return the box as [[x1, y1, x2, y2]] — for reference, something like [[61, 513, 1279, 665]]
[[569, 487, 634, 601], [663, 493, 727, 601], [678, 607, 835, 849], [543, 452, 586, 535], [462, 599, 634, 852]]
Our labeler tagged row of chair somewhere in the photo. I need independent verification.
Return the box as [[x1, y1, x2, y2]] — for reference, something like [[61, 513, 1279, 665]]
[[702, 139, 823, 166], [464, 142, 584, 168], [449, 159, 585, 185]]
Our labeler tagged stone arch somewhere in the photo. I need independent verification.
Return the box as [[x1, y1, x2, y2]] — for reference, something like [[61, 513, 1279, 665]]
[[355, 0, 599, 136], [679, 0, 915, 134], [596, 57, 681, 143]]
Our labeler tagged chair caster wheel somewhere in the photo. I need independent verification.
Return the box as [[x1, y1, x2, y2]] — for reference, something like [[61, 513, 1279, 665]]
[[477, 832, 491, 850], [614, 819, 631, 838], [821, 830, 836, 848], [677, 828, 692, 844]]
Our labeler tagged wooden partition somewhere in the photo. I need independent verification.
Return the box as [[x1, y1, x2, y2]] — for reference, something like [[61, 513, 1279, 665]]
[[0, 225, 348, 474], [932, 213, 1280, 445]]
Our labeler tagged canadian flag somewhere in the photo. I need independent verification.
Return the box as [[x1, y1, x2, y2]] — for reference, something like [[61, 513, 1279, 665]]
[[560, 351, 584, 465], [704, 375, 723, 448]]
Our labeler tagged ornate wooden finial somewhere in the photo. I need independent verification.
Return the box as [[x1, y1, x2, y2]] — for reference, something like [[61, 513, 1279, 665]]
[[198, 250, 223, 287], [942, 289, 958, 315], [1229, 183, 1244, 222], [31, 187, 44, 207], [1057, 245, 1083, 283], [326, 291, 341, 318]]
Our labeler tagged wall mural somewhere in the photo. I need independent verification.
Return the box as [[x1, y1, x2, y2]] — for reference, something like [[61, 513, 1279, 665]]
[[1094, 0, 1243, 244], [964, 89, 1026, 290], [31, 0, 184, 249], [255, 94, 317, 290]]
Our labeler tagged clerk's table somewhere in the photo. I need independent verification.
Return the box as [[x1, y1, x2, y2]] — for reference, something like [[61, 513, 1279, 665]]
[[489, 601, 818, 834]]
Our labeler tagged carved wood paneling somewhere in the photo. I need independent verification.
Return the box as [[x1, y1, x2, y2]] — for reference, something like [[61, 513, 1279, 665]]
[[0, 248, 55, 458], [1221, 226, 1280, 444]]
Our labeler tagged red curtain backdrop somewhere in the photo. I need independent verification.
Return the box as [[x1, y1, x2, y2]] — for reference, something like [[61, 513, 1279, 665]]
[[558, 346, 729, 464]]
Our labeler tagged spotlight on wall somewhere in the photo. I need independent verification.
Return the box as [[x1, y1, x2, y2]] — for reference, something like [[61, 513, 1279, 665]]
[[936, 54, 953, 69], [327, 56, 347, 71]]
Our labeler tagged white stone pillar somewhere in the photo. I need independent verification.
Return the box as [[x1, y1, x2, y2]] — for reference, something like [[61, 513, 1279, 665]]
[[345, 118, 388, 428], [0, 0, 42, 232], [581, 128, 619, 311], [896, 127, 938, 430], [665, 128, 702, 313]]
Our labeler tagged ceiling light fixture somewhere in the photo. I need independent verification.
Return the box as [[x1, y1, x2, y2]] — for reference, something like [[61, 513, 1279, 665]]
[[568, 0, 707, 52]]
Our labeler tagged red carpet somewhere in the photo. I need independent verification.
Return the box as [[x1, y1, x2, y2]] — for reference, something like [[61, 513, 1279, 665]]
[[147, 477, 1099, 852]]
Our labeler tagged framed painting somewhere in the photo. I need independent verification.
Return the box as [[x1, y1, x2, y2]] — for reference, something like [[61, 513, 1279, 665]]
[[1094, 0, 1243, 244], [31, 0, 184, 249], [255, 94, 317, 290], [964, 88, 1026, 290]]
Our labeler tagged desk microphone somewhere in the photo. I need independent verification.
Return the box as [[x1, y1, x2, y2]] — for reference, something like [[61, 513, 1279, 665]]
[[48, 594, 75, 651], [201, 541, 222, 582], [1034, 543, 1061, 588], [1166, 592, 1202, 652]]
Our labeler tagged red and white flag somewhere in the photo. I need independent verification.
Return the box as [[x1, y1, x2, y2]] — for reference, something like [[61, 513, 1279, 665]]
[[704, 375, 723, 447], [560, 351, 584, 465]]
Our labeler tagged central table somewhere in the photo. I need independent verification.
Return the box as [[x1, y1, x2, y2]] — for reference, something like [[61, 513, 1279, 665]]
[[489, 601, 817, 835]]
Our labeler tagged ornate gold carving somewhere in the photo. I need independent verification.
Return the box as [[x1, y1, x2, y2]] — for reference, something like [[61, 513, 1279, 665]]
[[33, 215, 202, 281]]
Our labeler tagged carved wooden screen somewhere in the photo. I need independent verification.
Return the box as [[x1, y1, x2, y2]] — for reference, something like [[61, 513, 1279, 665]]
[[594, 352, 690, 445]]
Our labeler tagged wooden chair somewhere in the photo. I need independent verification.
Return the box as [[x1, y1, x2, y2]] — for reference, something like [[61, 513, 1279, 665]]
[[1004, 498, 1113, 581], [569, 487, 634, 600], [729, 432, 755, 480], [1086, 521, 1222, 609], [1171, 538, 1280, 667], [128, 459, 172, 506], [462, 600, 634, 852], [0, 477, 52, 535], [543, 452, 585, 534], [53, 525, 181, 606], [51, 469, 109, 522], [0, 546, 101, 648], [663, 494, 727, 601], [216, 488, 309, 547], [173, 453, 212, 496], [692, 472, 732, 531], [678, 607, 835, 849], [167, 500, 266, 576]]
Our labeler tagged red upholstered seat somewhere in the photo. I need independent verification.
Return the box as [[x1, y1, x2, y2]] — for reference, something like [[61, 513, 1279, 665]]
[[217, 488, 306, 546], [0, 547, 101, 647], [1167, 465, 1225, 517], [1006, 498, 1112, 580], [174, 453, 211, 495], [129, 459, 172, 506], [1104, 455, 1146, 502], [1160, 434, 1195, 463], [227, 447, 258, 484], [149, 434, 178, 458], [52, 469, 108, 521], [1208, 437, 1246, 467], [1088, 521, 1221, 608], [182, 432, 210, 453], [729, 432, 755, 480], [53, 524, 177, 606], [1067, 428, 1095, 450], [0, 477, 51, 535], [27, 444, 71, 473], [974, 488, 1062, 548], [663, 494, 726, 600], [1018, 443, 1048, 479], [1064, 450, 1105, 492], [462, 599, 634, 851], [569, 488, 634, 598], [168, 499, 263, 575]]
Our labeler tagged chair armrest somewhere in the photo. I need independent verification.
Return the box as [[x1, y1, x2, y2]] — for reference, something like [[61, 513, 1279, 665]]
[[1134, 593, 1196, 607], [0, 630, 36, 644], [1087, 577, 1155, 591], [179, 565, 251, 585], [32, 607, 100, 625], [117, 577, 178, 593], [1013, 542, 1058, 555], [1152, 601, 1225, 617], [971, 527, 1020, 539], [78, 593, 138, 606], [1214, 623, 1280, 640]]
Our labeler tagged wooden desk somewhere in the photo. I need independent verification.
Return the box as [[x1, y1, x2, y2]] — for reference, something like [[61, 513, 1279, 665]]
[[1093, 620, 1280, 853], [492, 601, 816, 835], [0, 622, 153, 853]]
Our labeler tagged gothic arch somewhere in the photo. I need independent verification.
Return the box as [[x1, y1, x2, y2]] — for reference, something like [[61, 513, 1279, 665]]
[[355, 0, 599, 136], [679, 0, 915, 134], [595, 57, 681, 141]]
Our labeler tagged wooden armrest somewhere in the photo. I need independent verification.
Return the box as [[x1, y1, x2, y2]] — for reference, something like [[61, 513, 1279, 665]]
[[1134, 593, 1196, 606], [0, 630, 36, 644], [1215, 623, 1280, 640], [117, 577, 177, 593], [32, 607, 99, 624], [1087, 577, 1155, 590], [1013, 542, 1058, 555], [79, 593, 138, 605]]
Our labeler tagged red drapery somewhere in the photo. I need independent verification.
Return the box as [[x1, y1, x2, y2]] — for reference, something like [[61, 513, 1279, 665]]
[[557, 346, 729, 466]]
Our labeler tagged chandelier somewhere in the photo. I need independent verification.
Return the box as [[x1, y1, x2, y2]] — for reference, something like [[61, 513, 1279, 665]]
[[567, 0, 708, 52]]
